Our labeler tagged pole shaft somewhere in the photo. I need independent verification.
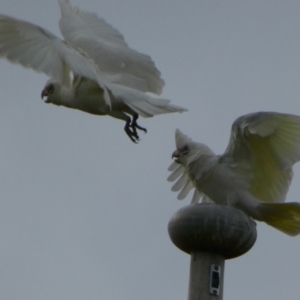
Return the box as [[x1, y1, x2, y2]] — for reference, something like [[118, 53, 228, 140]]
[[188, 252, 225, 300]]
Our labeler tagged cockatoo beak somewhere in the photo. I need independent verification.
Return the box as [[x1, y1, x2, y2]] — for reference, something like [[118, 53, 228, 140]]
[[172, 149, 182, 163], [41, 88, 47, 99], [172, 146, 190, 163], [41, 88, 51, 103], [172, 149, 180, 159]]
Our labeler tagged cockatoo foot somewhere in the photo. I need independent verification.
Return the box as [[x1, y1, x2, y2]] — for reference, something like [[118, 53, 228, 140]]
[[124, 122, 140, 143], [131, 122, 147, 133], [131, 113, 147, 133], [124, 114, 148, 143]]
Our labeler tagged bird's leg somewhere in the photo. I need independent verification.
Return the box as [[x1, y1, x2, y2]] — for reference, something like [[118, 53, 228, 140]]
[[124, 117, 140, 143], [131, 113, 147, 134], [108, 111, 139, 143]]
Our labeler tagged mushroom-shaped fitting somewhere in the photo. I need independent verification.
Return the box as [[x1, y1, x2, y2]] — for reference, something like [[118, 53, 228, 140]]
[[168, 204, 257, 259]]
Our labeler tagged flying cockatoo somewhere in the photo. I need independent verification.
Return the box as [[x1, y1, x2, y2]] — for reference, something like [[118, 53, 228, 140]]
[[168, 112, 300, 236], [0, 0, 187, 143]]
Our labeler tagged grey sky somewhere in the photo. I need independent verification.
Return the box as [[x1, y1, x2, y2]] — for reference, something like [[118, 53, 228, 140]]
[[0, 1, 300, 299]]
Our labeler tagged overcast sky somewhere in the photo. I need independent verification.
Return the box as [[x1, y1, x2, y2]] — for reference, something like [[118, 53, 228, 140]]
[[0, 1, 300, 299]]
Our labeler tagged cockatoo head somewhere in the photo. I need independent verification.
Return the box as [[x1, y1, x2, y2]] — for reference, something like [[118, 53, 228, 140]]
[[41, 80, 62, 105], [172, 129, 214, 167]]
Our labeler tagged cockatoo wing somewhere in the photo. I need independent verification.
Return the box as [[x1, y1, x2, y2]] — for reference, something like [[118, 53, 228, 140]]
[[221, 112, 300, 203], [0, 14, 110, 106], [167, 161, 213, 203], [106, 83, 187, 118], [58, 0, 165, 94]]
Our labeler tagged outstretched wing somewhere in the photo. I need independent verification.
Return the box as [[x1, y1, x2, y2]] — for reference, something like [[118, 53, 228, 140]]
[[221, 112, 300, 203], [167, 161, 212, 203], [58, 0, 165, 94], [0, 14, 110, 106]]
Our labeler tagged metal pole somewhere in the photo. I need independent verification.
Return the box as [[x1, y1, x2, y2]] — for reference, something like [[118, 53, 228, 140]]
[[168, 204, 257, 300], [188, 252, 224, 300]]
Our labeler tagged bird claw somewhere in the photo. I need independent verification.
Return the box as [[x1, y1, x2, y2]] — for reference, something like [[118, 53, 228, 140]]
[[124, 114, 147, 143], [125, 124, 140, 143], [131, 119, 147, 134], [133, 123, 147, 133], [140, 127, 147, 134]]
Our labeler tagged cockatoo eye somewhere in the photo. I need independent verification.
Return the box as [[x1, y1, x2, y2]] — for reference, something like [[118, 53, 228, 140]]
[[182, 145, 190, 155], [172, 146, 190, 160], [47, 83, 55, 94]]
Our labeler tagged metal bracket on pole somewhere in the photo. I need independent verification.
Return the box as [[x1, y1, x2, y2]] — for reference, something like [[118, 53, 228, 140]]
[[210, 265, 221, 296]]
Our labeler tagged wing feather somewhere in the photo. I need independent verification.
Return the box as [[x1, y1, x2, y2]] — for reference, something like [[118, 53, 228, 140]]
[[0, 14, 111, 106], [168, 161, 181, 172], [58, 0, 165, 94], [221, 112, 300, 203], [0, 15, 68, 83], [171, 173, 189, 192], [58, 0, 126, 46], [168, 161, 198, 202], [106, 83, 187, 117], [167, 164, 185, 182], [177, 180, 194, 200], [191, 189, 202, 204]]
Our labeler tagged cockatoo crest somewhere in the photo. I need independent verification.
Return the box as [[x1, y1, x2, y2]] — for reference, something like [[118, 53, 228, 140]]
[[175, 129, 215, 165], [175, 128, 193, 149]]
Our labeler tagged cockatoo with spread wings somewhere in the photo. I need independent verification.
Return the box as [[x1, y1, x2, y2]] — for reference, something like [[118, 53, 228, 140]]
[[0, 0, 187, 143], [168, 112, 300, 236]]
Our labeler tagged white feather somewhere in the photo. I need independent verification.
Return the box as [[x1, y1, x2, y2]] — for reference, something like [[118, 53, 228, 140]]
[[171, 173, 189, 192], [191, 189, 201, 204], [106, 83, 187, 118], [168, 161, 181, 172], [167, 164, 185, 182], [177, 180, 194, 200], [58, 0, 164, 94]]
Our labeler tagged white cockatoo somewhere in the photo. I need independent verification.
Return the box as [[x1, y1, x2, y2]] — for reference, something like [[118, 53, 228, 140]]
[[0, 0, 187, 143], [168, 112, 300, 236]]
